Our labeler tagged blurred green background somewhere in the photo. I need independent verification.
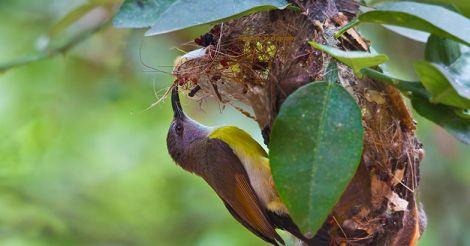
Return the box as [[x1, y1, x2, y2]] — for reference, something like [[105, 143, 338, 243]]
[[0, 1, 468, 245]]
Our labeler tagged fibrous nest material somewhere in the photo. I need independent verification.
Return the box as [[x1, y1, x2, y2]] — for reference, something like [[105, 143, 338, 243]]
[[171, 3, 425, 245], [172, 9, 322, 131]]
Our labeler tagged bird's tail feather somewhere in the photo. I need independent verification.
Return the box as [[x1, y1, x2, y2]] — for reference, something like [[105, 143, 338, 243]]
[[266, 211, 331, 246]]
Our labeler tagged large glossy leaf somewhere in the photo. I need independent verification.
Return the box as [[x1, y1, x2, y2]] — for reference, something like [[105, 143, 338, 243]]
[[412, 97, 470, 144], [382, 25, 430, 43], [113, 0, 175, 28], [415, 60, 470, 109], [309, 41, 388, 75], [425, 34, 462, 66], [365, 0, 470, 18], [358, 1, 470, 46], [413, 0, 470, 18], [447, 52, 470, 99], [269, 81, 364, 234], [145, 0, 289, 36]]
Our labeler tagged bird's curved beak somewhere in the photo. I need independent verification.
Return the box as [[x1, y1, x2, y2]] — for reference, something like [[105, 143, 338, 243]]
[[171, 85, 186, 120]]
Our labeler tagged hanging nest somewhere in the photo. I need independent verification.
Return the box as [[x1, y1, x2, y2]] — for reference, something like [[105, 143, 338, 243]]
[[173, 9, 322, 131], [171, 1, 426, 245]]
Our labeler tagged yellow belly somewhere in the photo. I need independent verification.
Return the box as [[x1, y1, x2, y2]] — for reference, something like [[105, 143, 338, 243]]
[[209, 126, 288, 215]]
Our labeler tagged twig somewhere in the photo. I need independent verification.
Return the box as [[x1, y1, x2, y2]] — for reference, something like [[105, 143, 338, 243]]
[[0, 20, 110, 73]]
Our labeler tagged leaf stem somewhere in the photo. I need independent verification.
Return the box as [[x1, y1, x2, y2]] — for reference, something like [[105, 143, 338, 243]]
[[334, 19, 359, 39], [360, 68, 431, 100]]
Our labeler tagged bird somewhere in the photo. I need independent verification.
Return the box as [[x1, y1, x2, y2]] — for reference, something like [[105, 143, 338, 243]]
[[166, 86, 321, 245]]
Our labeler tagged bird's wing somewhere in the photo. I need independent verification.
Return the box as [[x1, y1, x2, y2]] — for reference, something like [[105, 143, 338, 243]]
[[204, 138, 283, 245]]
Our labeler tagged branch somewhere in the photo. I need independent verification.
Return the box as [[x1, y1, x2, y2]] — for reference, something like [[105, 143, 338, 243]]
[[0, 19, 110, 74]]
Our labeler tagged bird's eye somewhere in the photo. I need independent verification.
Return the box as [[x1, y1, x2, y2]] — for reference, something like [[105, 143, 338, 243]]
[[175, 123, 184, 135]]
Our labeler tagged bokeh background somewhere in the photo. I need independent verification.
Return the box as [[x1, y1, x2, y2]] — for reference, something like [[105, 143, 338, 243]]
[[0, 1, 468, 245]]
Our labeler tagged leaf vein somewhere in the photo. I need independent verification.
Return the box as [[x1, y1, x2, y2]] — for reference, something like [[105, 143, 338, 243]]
[[307, 83, 332, 225]]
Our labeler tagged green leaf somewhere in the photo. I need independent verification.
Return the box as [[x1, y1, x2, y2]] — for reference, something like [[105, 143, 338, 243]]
[[425, 34, 462, 66], [145, 0, 289, 36], [269, 81, 364, 234], [382, 25, 430, 43], [364, 0, 470, 18], [113, 0, 175, 28], [334, 18, 359, 38], [449, 1, 470, 17], [412, 96, 470, 144], [358, 1, 470, 46], [360, 68, 430, 99], [415, 60, 470, 109], [415, 0, 470, 18], [447, 52, 470, 99], [309, 41, 388, 75]]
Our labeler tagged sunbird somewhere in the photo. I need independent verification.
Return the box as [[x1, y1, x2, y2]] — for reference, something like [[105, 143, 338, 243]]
[[166, 86, 321, 245]]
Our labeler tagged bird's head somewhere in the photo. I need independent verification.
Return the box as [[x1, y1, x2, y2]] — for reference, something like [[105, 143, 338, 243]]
[[167, 86, 211, 164]]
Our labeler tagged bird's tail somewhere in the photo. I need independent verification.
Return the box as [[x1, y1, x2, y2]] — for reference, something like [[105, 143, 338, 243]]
[[267, 211, 331, 246], [304, 226, 331, 246]]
